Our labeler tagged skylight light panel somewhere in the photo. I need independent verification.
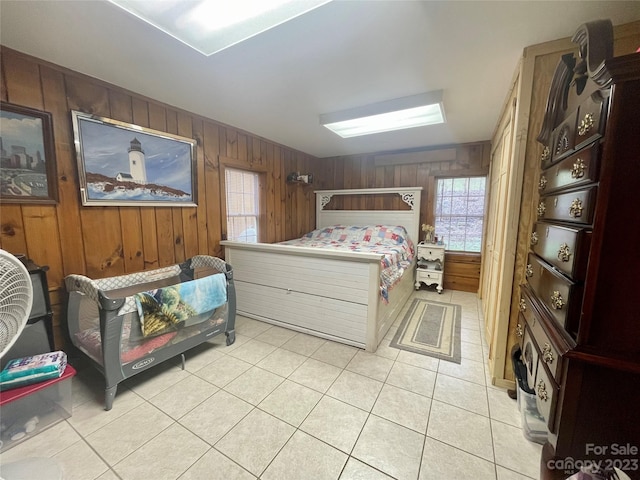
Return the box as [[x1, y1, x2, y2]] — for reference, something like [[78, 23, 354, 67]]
[[320, 91, 445, 138], [109, 0, 331, 56]]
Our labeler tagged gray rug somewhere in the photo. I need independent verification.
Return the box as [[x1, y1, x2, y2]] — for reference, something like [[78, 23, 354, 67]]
[[390, 298, 461, 364]]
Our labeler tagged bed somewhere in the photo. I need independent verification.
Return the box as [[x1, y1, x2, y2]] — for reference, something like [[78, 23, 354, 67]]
[[220, 187, 421, 352], [63, 255, 236, 410]]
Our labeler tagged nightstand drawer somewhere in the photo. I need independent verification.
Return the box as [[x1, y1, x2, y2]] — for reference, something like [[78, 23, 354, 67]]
[[416, 269, 443, 284], [416, 244, 445, 262]]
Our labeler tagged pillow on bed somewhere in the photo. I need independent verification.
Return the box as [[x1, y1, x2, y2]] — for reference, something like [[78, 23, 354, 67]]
[[362, 225, 410, 245], [305, 225, 369, 242], [303, 225, 412, 247], [299, 226, 326, 240], [328, 225, 366, 242]]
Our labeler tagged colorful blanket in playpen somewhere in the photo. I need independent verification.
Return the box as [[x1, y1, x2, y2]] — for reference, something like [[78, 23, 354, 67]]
[[133, 273, 228, 337]]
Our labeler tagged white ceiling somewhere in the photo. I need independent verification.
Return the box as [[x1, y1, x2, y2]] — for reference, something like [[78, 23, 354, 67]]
[[1, 1, 639, 158]]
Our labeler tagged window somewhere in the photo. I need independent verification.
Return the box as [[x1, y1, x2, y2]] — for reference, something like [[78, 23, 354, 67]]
[[434, 176, 486, 252], [225, 168, 260, 243]]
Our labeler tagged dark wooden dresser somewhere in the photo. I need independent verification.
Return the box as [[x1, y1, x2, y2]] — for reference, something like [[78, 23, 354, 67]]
[[517, 20, 640, 480]]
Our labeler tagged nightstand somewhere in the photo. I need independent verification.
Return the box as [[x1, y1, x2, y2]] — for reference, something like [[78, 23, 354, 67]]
[[415, 243, 445, 293]]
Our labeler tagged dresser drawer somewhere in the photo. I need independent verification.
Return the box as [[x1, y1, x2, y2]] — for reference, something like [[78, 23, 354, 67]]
[[522, 324, 539, 391], [550, 110, 578, 164], [520, 284, 570, 384], [574, 94, 607, 151], [534, 359, 559, 433], [530, 222, 591, 281], [538, 143, 599, 194], [537, 186, 597, 225], [529, 316, 562, 383], [416, 244, 445, 262], [518, 287, 539, 330], [525, 253, 581, 330]]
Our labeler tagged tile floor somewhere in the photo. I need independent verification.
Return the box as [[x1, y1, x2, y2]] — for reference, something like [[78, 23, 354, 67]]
[[0, 289, 543, 479]]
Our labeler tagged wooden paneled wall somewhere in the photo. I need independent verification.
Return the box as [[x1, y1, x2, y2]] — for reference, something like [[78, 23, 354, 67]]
[[322, 142, 491, 292], [0, 47, 324, 347]]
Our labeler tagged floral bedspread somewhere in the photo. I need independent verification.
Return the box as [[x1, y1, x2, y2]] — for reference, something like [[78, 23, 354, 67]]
[[279, 225, 415, 303]]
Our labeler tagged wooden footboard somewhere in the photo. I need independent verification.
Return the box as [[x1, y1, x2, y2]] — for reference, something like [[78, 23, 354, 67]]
[[375, 264, 415, 346], [221, 241, 413, 351]]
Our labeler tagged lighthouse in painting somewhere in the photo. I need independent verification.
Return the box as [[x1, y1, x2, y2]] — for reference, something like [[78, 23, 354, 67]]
[[128, 137, 147, 184]]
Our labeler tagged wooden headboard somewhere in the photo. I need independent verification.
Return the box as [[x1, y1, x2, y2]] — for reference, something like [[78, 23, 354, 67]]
[[314, 187, 423, 244]]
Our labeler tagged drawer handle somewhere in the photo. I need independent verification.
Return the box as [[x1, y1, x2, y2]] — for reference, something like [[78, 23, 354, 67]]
[[537, 201, 546, 218], [577, 112, 594, 137], [538, 175, 547, 191], [569, 198, 583, 218], [537, 379, 549, 402], [530, 232, 539, 246], [525, 264, 533, 278], [551, 291, 565, 310], [557, 243, 571, 262], [515, 323, 524, 338], [570, 158, 586, 179], [519, 298, 527, 312], [542, 343, 554, 364], [540, 146, 550, 164]]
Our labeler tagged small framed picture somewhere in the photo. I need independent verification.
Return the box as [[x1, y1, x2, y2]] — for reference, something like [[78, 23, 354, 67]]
[[0, 102, 58, 204]]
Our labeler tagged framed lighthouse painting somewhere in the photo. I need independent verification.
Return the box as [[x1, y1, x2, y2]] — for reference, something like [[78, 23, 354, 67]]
[[71, 111, 197, 207]]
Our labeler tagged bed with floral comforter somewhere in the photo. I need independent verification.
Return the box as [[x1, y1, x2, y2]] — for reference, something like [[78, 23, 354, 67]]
[[220, 186, 422, 352]]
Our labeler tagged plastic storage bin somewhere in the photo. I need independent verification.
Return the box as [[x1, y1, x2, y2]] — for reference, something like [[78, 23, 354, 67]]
[[511, 345, 548, 444], [0, 365, 75, 452], [516, 383, 548, 444]]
